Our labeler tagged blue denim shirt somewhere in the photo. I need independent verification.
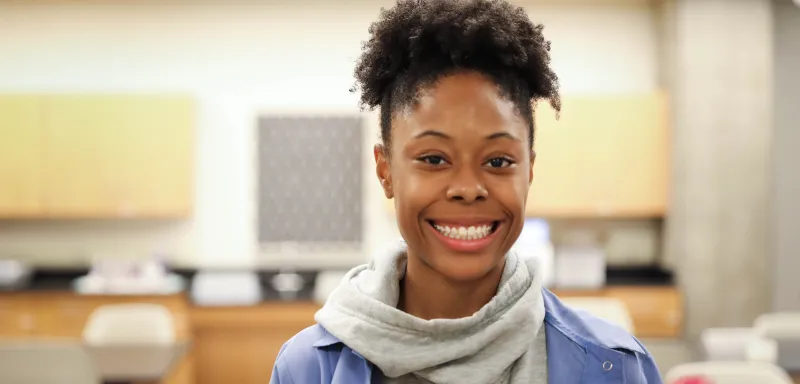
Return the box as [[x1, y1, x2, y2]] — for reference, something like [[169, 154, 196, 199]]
[[270, 289, 663, 383]]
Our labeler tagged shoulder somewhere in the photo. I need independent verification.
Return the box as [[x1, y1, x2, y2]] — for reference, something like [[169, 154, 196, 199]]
[[542, 288, 646, 353], [542, 289, 648, 355], [271, 324, 341, 384], [541, 288, 663, 382]]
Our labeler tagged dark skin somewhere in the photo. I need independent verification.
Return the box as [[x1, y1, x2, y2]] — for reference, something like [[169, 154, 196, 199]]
[[374, 71, 536, 320]]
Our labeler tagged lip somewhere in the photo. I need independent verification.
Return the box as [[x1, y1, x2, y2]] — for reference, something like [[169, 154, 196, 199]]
[[427, 217, 501, 226], [426, 219, 503, 253]]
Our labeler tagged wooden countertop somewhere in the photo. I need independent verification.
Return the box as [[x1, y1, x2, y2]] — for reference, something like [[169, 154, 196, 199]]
[[190, 301, 320, 328]]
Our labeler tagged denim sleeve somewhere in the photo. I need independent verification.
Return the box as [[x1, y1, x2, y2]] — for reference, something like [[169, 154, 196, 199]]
[[639, 350, 664, 383], [270, 342, 294, 384]]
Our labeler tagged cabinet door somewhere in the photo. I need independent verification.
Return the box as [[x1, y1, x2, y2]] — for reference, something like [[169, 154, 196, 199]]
[[593, 94, 668, 216], [192, 303, 319, 384], [31, 294, 191, 339], [43, 95, 130, 217], [0, 296, 34, 338], [605, 286, 682, 338], [553, 287, 683, 339], [0, 96, 44, 217], [42, 95, 193, 218], [526, 92, 668, 218], [31, 296, 95, 338], [112, 96, 194, 218], [527, 99, 594, 217]]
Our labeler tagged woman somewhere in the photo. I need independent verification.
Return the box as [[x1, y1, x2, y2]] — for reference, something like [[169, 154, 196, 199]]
[[271, 0, 662, 383]]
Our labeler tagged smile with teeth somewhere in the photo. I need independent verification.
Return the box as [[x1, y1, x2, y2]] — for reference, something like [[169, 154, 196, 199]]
[[431, 222, 498, 241]]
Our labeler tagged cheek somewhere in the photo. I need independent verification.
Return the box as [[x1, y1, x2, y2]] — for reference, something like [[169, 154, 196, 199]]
[[496, 176, 531, 211], [392, 174, 429, 230], [520, 180, 532, 206], [393, 194, 428, 247], [503, 181, 530, 232]]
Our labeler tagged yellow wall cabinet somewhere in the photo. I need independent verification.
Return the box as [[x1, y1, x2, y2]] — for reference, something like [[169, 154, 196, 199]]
[[0, 96, 45, 217], [0, 94, 194, 219], [527, 92, 668, 217]]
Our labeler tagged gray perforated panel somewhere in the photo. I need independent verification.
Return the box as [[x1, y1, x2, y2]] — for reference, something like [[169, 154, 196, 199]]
[[257, 116, 364, 244]]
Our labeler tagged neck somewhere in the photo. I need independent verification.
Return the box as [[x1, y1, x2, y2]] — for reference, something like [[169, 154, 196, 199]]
[[400, 254, 505, 320]]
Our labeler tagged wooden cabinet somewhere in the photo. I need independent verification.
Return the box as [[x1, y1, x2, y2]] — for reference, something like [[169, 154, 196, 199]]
[[28, 293, 191, 340], [527, 92, 669, 217], [0, 96, 44, 217], [0, 293, 193, 384], [31, 294, 195, 384], [0, 295, 35, 338], [190, 302, 319, 384], [553, 286, 682, 339], [0, 289, 682, 383], [605, 286, 682, 339], [0, 94, 194, 219], [42, 95, 194, 218]]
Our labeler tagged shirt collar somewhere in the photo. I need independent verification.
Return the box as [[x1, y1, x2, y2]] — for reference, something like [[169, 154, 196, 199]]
[[541, 288, 645, 354], [312, 329, 342, 348]]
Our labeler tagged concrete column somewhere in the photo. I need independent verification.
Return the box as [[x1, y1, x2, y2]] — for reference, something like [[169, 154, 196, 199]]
[[771, 0, 800, 312], [664, 0, 774, 339]]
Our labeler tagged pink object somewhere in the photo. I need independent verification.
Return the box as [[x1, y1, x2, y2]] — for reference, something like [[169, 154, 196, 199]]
[[673, 376, 715, 384]]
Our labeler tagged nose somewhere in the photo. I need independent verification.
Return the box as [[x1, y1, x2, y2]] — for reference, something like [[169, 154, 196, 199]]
[[446, 166, 488, 203]]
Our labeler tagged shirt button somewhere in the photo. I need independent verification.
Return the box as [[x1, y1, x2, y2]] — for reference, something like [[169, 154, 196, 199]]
[[602, 361, 614, 371]]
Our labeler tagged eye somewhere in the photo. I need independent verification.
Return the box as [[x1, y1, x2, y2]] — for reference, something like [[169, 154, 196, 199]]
[[419, 155, 448, 166], [486, 157, 514, 168]]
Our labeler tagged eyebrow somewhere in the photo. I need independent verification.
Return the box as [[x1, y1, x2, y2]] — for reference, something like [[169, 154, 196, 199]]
[[412, 130, 521, 142], [413, 130, 452, 140], [485, 132, 521, 142]]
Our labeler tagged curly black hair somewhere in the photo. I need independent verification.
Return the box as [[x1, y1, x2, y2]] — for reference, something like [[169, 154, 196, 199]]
[[352, 0, 561, 150]]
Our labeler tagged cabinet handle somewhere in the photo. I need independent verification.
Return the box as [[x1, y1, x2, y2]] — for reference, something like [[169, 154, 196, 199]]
[[667, 311, 681, 326], [117, 203, 138, 218], [18, 314, 34, 331], [59, 303, 80, 315], [595, 204, 614, 216]]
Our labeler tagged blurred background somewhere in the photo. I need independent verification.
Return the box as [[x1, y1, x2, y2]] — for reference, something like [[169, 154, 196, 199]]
[[0, 0, 798, 383]]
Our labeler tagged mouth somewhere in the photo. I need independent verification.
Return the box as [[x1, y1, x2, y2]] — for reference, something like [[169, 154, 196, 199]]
[[425, 219, 503, 253], [426, 220, 501, 240]]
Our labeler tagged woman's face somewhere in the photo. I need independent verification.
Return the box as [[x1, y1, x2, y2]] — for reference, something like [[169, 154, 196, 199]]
[[375, 71, 534, 282]]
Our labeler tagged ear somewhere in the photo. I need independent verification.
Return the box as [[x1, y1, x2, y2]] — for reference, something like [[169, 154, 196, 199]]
[[374, 143, 394, 199], [528, 149, 536, 188]]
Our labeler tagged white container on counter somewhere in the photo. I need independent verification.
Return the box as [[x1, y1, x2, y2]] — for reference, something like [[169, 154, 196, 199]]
[[554, 247, 606, 290], [191, 271, 262, 306], [511, 219, 555, 288]]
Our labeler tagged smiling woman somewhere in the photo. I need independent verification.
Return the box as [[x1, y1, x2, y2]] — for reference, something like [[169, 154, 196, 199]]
[[379, 72, 534, 292], [270, 1, 663, 383]]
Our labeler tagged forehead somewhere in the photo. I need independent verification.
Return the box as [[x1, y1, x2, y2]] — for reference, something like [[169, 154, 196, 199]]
[[394, 72, 527, 140]]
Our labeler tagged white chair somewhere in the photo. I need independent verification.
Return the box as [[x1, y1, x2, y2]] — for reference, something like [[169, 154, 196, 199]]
[[664, 361, 794, 384], [0, 341, 99, 384], [83, 303, 175, 345], [83, 303, 183, 382], [560, 297, 635, 334], [754, 312, 800, 340], [745, 337, 779, 364], [700, 327, 758, 361], [751, 312, 800, 372]]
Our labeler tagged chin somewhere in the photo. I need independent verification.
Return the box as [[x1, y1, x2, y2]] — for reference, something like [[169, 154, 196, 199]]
[[426, 252, 506, 283]]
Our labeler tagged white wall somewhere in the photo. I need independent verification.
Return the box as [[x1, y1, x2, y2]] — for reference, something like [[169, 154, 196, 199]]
[[0, 0, 660, 268]]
